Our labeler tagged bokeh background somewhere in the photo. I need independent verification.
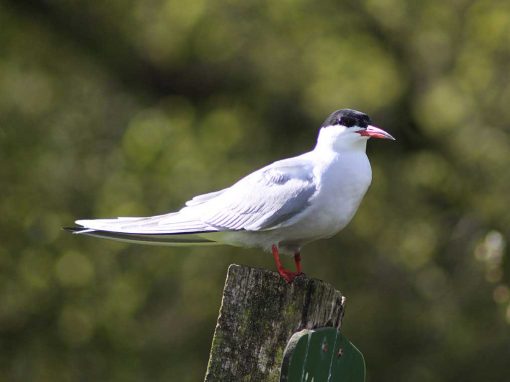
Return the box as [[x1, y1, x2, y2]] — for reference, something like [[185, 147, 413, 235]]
[[1, 0, 510, 381]]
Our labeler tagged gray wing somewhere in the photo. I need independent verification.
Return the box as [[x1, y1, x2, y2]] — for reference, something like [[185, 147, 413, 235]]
[[184, 189, 227, 207], [74, 156, 317, 235], [189, 158, 317, 231]]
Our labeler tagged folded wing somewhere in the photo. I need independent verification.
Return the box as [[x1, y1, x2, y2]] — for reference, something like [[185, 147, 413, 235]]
[[198, 159, 317, 231], [70, 156, 317, 244]]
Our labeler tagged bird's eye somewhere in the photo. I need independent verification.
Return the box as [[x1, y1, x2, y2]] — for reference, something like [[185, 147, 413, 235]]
[[339, 116, 356, 128]]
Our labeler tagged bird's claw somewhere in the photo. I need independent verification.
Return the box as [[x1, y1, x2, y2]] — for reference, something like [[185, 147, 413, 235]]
[[278, 269, 304, 284], [272, 245, 305, 283]]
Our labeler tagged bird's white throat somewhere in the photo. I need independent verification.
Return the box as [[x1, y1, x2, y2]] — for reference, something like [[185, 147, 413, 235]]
[[315, 126, 368, 153]]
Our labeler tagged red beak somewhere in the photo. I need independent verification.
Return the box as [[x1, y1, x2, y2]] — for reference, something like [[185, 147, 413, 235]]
[[358, 125, 395, 140]]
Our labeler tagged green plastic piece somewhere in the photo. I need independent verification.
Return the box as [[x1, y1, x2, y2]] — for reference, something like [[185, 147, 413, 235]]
[[280, 328, 365, 382]]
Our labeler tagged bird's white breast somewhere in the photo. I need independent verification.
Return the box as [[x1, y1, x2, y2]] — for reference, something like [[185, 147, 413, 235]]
[[279, 151, 369, 242], [309, 150, 372, 236]]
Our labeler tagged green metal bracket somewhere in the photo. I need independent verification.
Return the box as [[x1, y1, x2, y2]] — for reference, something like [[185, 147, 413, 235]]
[[280, 328, 366, 382]]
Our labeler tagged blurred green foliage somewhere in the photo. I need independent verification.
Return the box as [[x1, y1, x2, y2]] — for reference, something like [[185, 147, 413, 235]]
[[1, 0, 509, 381]]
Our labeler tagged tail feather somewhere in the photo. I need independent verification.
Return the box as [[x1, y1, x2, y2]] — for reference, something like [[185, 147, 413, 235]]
[[65, 209, 229, 246], [74, 211, 216, 234], [63, 226, 221, 246]]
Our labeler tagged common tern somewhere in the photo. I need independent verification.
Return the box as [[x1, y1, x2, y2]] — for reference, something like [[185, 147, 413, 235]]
[[66, 109, 394, 282]]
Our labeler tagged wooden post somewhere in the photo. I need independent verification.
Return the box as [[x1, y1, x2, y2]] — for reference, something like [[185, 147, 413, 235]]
[[204, 264, 346, 381]]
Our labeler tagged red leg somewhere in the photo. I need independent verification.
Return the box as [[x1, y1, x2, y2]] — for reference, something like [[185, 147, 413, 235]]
[[294, 252, 302, 274], [272, 245, 300, 283]]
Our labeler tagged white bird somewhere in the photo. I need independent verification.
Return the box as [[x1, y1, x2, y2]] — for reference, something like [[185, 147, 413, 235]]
[[66, 109, 394, 282]]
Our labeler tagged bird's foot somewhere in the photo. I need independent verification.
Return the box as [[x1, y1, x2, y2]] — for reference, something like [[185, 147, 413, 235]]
[[277, 268, 303, 284], [272, 245, 304, 284]]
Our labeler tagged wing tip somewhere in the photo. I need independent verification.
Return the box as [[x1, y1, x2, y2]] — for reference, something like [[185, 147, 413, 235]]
[[62, 226, 96, 234]]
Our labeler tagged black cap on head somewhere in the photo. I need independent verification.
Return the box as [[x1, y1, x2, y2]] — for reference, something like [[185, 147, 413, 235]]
[[321, 109, 372, 129]]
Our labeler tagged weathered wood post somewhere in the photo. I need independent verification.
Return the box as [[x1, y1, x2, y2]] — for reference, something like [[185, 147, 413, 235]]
[[204, 264, 364, 381]]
